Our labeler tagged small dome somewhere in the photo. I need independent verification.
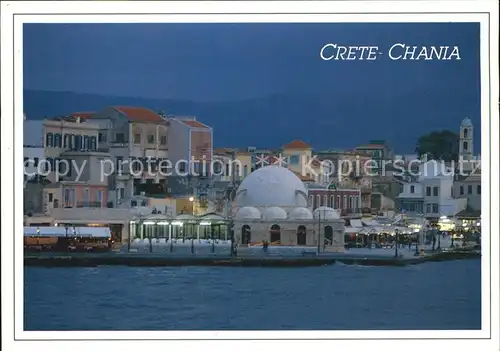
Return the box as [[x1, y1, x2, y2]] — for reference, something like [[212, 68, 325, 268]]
[[235, 206, 261, 220], [201, 214, 225, 221], [262, 206, 288, 221], [175, 214, 196, 220], [461, 117, 473, 127], [289, 207, 313, 220], [314, 206, 340, 220]]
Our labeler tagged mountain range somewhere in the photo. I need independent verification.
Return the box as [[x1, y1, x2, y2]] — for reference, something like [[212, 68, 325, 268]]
[[23, 89, 481, 154]]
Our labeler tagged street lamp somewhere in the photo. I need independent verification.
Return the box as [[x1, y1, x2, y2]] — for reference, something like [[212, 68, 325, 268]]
[[189, 196, 194, 216], [394, 229, 399, 258]]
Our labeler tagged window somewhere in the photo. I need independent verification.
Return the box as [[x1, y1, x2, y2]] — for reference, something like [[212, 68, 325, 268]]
[[64, 189, 70, 205], [316, 195, 321, 208], [147, 134, 155, 143], [131, 200, 137, 207], [63, 134, 69, 148], [90, 136, 97, 151], [463, 141, 468, 151], [115, 133, 125, 143], [426, 187, 431, 196], [225, 164, 230, 176], [69, 134, 74, 150], [323, 195, 327, 206], [97, 190, 103, 205], [468, 185, 473, 194], [243, 165, 248, 177], [179, 162, 186, 173], [119, 188, 125, 199], [330, 195, 335, 208], [116, 156, 123, 173], [410, 185, 415, 193], [98, 132, 107, 142], [477, 185, 481, 194], [432, 204, 439, 213], [46, 133, 54, 147], [426, 204, 431, 213], [83, 136, 90, 149], [460, 186, 464, 195], [308, 195, 313, 207], [134, 133, 141, 144], [34, 157, 39, 167], [336, 195, 340, 208], [48, 193, 53, 203], [54, 133, 62, 148], [75, 135, 82, 150], [83, 188, 89, 202], [463, 128, 468, 138], [160, 135, 167, 145], [433, 187, 439, 196], [289, 155, 300, 165], [343, 195, 347, 208]]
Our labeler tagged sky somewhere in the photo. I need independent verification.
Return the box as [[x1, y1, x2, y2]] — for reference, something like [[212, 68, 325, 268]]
[[23, 22, 480, 102]]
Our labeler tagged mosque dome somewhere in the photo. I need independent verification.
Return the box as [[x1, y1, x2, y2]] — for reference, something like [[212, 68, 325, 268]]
[[235, 165, 308, 208], [289, 207, 314, 220], [313, 206, 340, 220], [235, 206, 262, 220], [262, 206, 288, 221], [461, 117, 473, 127]]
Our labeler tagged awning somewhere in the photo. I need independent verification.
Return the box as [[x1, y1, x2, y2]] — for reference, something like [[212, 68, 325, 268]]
[[345, 227, 360, 234]]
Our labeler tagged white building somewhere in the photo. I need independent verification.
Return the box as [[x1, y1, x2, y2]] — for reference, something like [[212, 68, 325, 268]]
[[23, 119, 45, 185], [232, 165, 345, 251]]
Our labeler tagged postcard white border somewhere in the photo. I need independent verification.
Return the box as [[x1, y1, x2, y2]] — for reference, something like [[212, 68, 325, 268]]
[[1, 1, 498, 351]]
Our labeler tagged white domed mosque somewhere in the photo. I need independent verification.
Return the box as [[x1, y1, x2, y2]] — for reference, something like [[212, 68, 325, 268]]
[[233, 165, 345, 252]]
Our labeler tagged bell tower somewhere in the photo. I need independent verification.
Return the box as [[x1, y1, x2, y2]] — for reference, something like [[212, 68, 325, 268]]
[[459, 117, 473, 162]]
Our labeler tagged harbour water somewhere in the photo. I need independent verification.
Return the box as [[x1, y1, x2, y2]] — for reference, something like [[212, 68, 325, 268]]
[[24, 259, 481, 331]]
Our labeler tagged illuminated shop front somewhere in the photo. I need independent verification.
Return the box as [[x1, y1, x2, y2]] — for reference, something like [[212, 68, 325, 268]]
[[129, 213, 229, 241], [437, 216, 456, 232]]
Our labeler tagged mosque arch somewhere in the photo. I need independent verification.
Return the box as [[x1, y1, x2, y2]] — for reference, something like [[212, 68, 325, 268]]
[[324, 225, 333, 246], [296, 225, 307, 246], [270, 224, 281, 244], [241, 225, 251, 245]]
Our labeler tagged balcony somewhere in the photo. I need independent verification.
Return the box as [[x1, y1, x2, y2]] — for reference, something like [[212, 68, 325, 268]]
[[76, 201, 103, 208]]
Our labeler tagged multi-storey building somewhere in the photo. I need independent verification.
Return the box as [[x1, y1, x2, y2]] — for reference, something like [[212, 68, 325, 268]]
[[355, 140, 393, 175], [165, 116, 213, 197], [84, 106, 169, 205]]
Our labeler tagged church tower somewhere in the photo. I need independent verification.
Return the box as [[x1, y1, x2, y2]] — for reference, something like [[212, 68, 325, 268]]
[[459, 117, 473, 162]]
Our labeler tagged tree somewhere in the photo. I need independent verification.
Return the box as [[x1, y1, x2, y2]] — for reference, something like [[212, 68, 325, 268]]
[[415, 130, 459, 162]]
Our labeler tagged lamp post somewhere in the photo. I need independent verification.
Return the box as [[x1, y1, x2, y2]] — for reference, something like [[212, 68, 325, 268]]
[[317, 210, 321, 254], [394, 229, 399, 258], [189, 196, 194, 216]]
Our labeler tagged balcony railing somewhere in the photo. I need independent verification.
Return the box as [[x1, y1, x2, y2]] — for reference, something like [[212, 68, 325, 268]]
[[76, 201, 103, 208]]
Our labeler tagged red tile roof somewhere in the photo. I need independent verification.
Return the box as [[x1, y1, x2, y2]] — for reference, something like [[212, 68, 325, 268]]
[[180, 119, 209, 129], [114, 106, 165, 123], [71, 112, 95, 119], [283, 140, 311, 149]]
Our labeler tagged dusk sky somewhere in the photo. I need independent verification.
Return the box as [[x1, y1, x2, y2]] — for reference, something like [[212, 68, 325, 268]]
[[24, 22, 480, 102]]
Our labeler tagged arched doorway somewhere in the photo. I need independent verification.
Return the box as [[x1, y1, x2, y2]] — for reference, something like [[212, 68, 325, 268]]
[[241, 225, 251, 245], [324, 226, 333, 246], [297, 225, 307, 246], [270, 224, 281, 244]]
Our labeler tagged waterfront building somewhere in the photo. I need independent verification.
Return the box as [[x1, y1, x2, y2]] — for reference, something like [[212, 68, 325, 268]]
[[232, 165, 345, 251], [306, 184, 362, 218], [43, 117, 101, 184], [314, 148, 373, 210], [23, 118, 45, 213], [397, 160, 467, 220], [83, 106, 169, 205]]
